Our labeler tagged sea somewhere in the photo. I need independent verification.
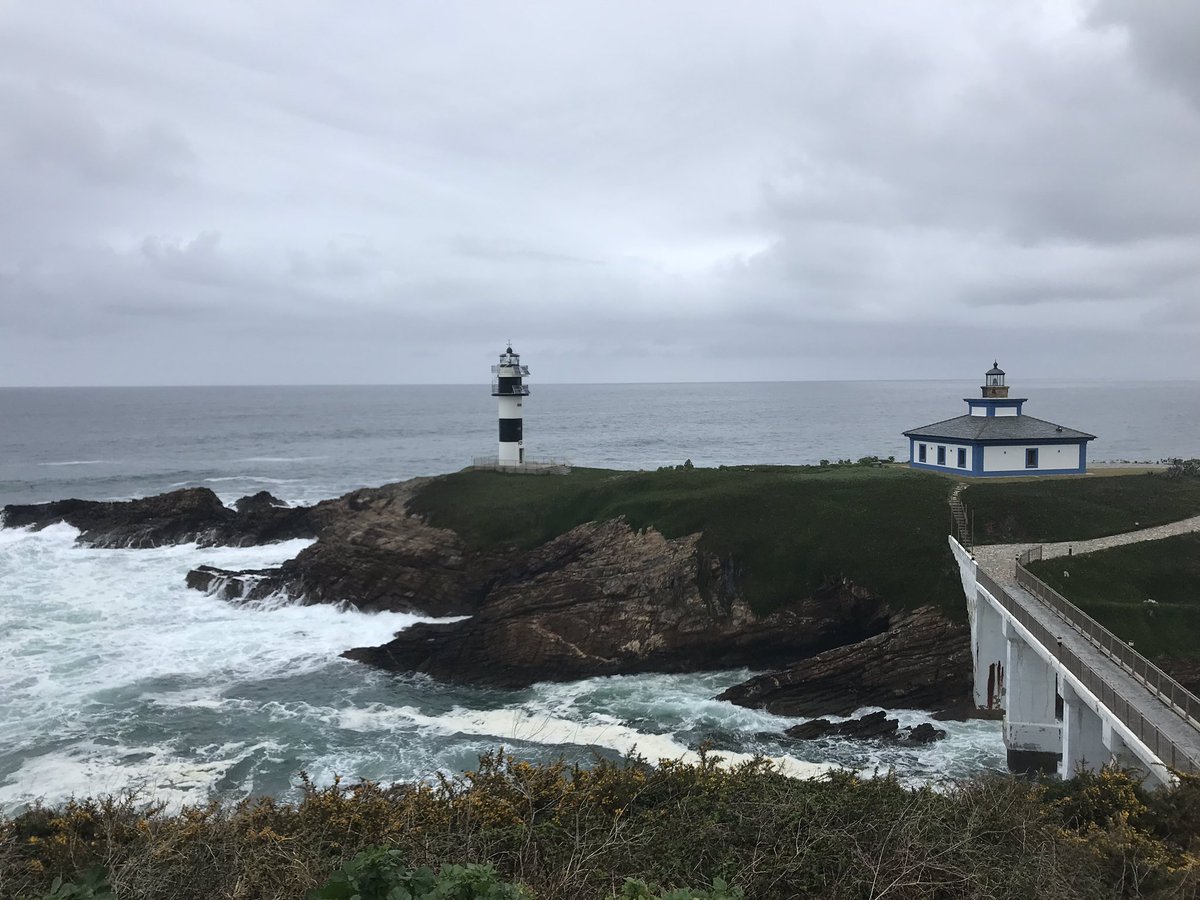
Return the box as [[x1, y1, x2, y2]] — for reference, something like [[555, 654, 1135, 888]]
[[1, 380, 1197, 813]]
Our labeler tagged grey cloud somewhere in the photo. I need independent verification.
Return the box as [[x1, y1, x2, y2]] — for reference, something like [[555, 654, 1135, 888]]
[[0, 0, 1197, 387], [1092, 0, 1200, 110], [0, 82, 194, 187]]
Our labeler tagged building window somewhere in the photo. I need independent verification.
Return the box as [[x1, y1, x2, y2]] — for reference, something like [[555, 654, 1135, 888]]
[[918, 444, 926, 462], [1025, 448, 1038, 469], [937, 446, 946, 466], [957, 448, 967, 468]]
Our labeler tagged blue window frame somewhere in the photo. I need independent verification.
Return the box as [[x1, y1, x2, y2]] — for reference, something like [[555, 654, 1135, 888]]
[[918, 444, 927, 462], [957, 448, 967, 468], [1025, 448, 1038, 469], [937, 446, 946, 466]]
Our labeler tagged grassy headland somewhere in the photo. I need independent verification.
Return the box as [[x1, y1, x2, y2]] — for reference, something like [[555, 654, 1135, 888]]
[[5, 755, 1200, 900], [963, 474, 1200, 544], [411, 464, 961, 616], [1027, 532, 1200, 660], [410, 464, 1200, 618]]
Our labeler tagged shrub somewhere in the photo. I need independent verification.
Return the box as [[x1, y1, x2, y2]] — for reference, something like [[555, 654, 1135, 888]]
[[1167, 458, 1200, 479], [617, 877, 742, 899], [309, 850, 529, 900], [8, 754, 1200, 899]]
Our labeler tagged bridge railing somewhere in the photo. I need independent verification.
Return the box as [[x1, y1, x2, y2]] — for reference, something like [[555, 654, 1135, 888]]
[[1013, 559, 1200, 729], [976, 567, 1200, 775]]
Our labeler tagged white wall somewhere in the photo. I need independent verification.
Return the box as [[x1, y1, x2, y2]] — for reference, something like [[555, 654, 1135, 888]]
[[982, 444, 1078, 473], [912, 440, 973, 471]]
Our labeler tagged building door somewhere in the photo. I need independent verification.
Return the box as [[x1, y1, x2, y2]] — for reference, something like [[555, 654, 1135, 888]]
[[1025, 448, 1038, 469]]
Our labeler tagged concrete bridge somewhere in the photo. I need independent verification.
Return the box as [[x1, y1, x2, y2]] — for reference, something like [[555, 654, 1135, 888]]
[[950, 517, 1200, 788]]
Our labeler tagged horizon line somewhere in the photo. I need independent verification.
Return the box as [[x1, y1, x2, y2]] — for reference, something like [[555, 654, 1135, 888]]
[[1, 376, 1199, 390]]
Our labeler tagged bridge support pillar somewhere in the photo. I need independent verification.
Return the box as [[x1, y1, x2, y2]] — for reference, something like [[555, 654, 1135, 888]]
[[972, 588, 1007, 710], [1061, 681, 1109, 778], [1004, 624, 1061, 775]]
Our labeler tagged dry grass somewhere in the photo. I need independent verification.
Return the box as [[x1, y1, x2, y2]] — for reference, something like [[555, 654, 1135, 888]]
[[6, 754, 1200, 899]]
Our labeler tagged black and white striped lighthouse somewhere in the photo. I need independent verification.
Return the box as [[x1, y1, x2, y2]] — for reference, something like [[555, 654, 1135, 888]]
[[491, 346, 529, 465]]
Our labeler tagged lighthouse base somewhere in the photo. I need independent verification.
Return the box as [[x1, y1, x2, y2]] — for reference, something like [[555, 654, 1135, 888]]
[[471, 456, 571, 475]]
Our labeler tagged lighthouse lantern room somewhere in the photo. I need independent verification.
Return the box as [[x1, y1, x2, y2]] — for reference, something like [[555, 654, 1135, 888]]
[[491, 346, 529, 466]]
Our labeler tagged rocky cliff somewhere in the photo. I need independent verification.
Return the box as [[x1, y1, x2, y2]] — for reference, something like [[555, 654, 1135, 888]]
[[342, 518, 891, 687], [4, 477, 973, 711], [716, 606, 973, 717]]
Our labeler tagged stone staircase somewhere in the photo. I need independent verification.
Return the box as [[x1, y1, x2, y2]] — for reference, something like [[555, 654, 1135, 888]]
[[949, 482, 972, 548]]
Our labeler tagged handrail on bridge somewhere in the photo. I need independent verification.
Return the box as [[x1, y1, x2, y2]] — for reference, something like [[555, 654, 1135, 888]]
[[1013, 550, 1200, 729], [974, 563, 1200, 775]]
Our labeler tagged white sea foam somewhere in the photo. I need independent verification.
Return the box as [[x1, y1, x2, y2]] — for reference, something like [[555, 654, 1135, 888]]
[[37, 460, 110, 467], [0, 525, 445, 811], [0, 741, 283, 813], [334, 703, 832, 780]]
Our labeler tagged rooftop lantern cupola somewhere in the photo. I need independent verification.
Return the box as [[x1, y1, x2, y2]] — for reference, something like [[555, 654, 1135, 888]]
[[982, 361, 1009, 398]]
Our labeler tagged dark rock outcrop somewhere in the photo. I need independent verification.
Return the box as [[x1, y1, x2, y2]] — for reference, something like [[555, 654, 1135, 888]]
[[342, 518, 891, 688], [1, 489, 315, 548], [187, 480, 499, 616], [717, 606, 972, 718], [784, 711, 947, 743]]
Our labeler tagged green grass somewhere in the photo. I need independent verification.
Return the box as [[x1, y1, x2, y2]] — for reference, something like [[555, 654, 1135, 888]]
[[964, 473, 1200, 543], [410, 464, 963, 616], [1027, 533, 1200, 659], [410, 466, 1200, 620]]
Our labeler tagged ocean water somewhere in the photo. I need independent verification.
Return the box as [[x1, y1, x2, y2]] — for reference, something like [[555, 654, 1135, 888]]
[[1, 380, 1195, 812]]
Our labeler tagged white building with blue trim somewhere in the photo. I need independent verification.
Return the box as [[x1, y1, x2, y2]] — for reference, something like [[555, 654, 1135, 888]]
[[903, 363, 1095, 477]]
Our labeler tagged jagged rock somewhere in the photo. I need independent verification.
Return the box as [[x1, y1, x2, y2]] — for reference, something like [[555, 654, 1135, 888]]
[[717, 606, 972, 717], [786, 710, 899, 740], [234, 491, 289, 514], [342, 518, 891, 688], [190, 480, 497, 616], [186, 565, 282, 600], [784, 711, 947, 743], [1, 488, 316, 549], [904, 722, 947, 743]]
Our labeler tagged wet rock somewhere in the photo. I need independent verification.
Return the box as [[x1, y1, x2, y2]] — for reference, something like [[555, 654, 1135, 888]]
[[786, 710, 899, 741], [191, 480, 498, 616], [186, 565, 282, 601], [904, 722, 947, 744], [234, 491, 289, 514], [1, 488, 316, 549], [717, 606, 972, 718], [784, 711, 946, 744]]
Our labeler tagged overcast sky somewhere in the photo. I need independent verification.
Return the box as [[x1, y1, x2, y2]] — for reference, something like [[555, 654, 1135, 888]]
[[1, 1, 1197, 385]]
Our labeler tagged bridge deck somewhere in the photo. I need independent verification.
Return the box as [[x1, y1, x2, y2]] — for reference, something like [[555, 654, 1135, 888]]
[[972, 543, 1200, 774]]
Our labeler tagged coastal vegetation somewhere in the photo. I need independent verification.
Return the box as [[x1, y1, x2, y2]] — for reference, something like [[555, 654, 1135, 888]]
[[6, 753, 1200, 900], [1027, 532, 1200, 660]]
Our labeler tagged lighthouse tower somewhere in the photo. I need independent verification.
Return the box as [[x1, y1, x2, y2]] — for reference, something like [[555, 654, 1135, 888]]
[[491, 346, 529, 465]]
